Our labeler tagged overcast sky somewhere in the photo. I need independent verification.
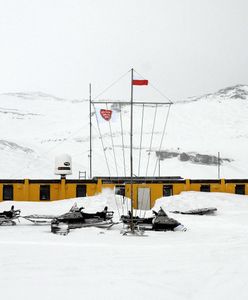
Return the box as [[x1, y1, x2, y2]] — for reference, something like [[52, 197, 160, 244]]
[[0, 0, 247, 101]]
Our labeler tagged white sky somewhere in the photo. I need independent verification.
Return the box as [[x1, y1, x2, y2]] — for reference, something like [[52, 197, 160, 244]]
[[0, 0, 247, 101]]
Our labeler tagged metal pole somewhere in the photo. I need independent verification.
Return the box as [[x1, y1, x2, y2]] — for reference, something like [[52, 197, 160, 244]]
[[92, 101, 172, 105], [218, 152, 220, 179], [89, 83, 92, 179], [158, 158, 160, 177], [130, 68, 134, 231]]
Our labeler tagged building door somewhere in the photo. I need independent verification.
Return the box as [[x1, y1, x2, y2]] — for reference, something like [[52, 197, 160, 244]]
[[138, 188, 150, 210], [3, 185, 13, 201], [200, 185, 210, 192], [115, 185, 125, 197], [163, 185, 173, 197], [235, 184, 245, 195], [76, 185, 86, 197], [40, 185, 50, 200]]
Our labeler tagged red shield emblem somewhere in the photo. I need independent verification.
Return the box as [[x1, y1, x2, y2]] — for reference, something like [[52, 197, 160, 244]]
[[100, 109, 112, 121]]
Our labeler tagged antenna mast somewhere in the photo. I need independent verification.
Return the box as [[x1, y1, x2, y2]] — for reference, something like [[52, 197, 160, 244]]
[[130, 68, 134, 231], [89, 83, 92, 178]]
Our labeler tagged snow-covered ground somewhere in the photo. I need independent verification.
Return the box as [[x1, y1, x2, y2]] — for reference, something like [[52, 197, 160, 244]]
[[1, 191, 248, 300], [1, 85, 248, 179]]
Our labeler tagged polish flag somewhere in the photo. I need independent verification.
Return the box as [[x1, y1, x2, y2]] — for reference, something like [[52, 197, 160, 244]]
[[132, 75, 148, 86]]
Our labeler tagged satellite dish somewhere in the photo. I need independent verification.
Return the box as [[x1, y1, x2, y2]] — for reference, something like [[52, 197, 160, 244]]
[[55, 154, 72, 177]]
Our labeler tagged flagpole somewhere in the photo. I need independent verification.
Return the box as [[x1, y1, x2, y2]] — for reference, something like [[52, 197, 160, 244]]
[[130, 68, 134, 231], [89, 83, 92, 179]]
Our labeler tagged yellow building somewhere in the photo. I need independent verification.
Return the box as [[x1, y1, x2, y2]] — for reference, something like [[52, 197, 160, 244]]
[[0, 177, 247, 208]]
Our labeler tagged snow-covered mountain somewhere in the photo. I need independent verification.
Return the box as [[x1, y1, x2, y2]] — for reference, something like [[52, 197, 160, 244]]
[[187, 84, 248, 102], [0, 85, 248, 179]]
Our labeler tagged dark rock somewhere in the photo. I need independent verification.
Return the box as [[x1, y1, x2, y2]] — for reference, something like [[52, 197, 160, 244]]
[[156, 150, 232, 166], [179, 152, 190, 161], [156, 151, 178, 160]]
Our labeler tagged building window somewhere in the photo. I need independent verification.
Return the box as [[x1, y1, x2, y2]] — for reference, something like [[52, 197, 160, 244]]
[[76, 185, 86, 197], [115, 185, 125, 197], [200, 185, 210, 192], [3, 185, 13, 201], [235, 184, 245, 195], [163, 185, 173, 197], [40, 185, 50, 200]]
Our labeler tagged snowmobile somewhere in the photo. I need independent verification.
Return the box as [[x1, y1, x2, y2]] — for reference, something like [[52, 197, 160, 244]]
[[51, 204, 114, 235], [0, 205, 21, 226], [120, 207, 186, 232]]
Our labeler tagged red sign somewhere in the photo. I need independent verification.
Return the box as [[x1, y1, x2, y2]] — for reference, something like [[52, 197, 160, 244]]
[[100, 109, 112, 121]]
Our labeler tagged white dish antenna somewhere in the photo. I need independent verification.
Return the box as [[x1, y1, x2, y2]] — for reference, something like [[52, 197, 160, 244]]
[[55, 154, 72, 177]]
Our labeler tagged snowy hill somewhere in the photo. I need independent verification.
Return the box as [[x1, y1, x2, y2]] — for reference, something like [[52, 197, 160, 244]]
[[187, 84, 248, 102], [0, 85, 248, 179]]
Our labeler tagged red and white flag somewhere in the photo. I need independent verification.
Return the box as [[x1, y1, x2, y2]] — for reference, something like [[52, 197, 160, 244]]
[[95, 107, 117, 123], [132, 75, 148, 86], [100, 109, 112, 121]]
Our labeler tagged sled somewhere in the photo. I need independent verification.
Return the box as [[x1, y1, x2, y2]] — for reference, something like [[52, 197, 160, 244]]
[[22, 214, 58, 225], [170, 207, 217, 215]]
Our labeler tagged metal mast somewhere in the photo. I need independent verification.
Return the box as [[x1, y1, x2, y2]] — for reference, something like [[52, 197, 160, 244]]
[[130, 68, 134, 231], [89, 83, 92, 178]]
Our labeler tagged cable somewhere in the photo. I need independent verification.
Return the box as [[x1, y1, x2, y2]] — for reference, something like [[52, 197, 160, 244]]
[[94, 70, 130, 100], [134, 69, 173, 104], [92, 103, 111, 177], [120, 105, 127, 176], [145, 104, 158, 175], [137, 104, 145, 176], [92, 109, 125, 176], [152, 104, 172, 176], [106, 103, 119, 176]]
